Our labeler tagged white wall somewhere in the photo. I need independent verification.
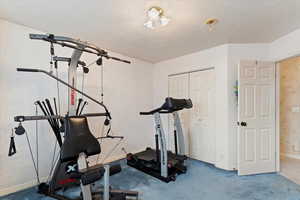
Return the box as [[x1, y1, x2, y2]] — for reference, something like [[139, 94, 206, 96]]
[[153, 45, 230, 170], [0, 19, 154, 195], [269, 29, 300, 61]]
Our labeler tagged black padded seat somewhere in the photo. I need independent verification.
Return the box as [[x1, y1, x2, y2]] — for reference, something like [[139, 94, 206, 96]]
[[60, 116, 101, 162]]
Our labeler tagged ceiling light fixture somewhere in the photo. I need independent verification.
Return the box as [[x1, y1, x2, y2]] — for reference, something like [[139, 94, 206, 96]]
[[205, 18, 218, 32], [144, 7, 170, 29]]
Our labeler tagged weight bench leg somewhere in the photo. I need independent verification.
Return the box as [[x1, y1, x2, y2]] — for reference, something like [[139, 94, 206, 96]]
[[104, 165, 110, 200]]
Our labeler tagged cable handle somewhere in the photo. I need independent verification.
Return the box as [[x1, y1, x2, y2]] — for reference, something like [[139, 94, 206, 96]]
[[17, 68, 40, 72], [8, 129, 17, 156]]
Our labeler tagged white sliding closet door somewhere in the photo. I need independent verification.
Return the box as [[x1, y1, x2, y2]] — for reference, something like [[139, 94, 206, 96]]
[[168, 69, 216, 164], [189, 70, 216, 164], [168, 74, 190, 154]]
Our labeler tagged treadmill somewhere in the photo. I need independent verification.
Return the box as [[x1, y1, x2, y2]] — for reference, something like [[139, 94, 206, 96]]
[[126, 97, 193, 182]]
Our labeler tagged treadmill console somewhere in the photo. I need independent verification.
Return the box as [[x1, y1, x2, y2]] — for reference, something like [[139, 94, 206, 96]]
[[163, 97, 193, 112], [140, 97, 193, 115]]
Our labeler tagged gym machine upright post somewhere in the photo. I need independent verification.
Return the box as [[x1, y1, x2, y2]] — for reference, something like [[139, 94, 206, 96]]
[[9, 33, 138, 200]]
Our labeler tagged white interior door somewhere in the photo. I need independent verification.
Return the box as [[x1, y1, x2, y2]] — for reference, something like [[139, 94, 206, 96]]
[[189, 70, 216, 164], [238, 60, 276, 175], [168, 74, 189, 154]]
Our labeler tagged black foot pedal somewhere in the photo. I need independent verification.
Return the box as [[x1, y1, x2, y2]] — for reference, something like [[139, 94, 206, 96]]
[[109, 164, 122, 176], [82, 167, 105, 186], [38, 183, 50, 195]]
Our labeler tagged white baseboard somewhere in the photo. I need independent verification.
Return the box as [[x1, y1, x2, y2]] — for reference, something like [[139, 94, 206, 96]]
[[0, 151, 145, 197], [0, 176, 48, 197], [281, 153, 300, 160]]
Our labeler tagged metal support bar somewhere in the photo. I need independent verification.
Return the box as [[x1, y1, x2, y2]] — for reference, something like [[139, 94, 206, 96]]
[[155, 134, 160, 162], [173, 112, 186, 155], [174, 130, 178, 155], [68, 49, 83, 115], [103, 165, 110, 200], [29, 33, 107, 56], [78, 153, 92, 200], [14, 112, 108, 122], [29, 33, 131, 64], [14, 115, 63, 122], [83, 112, 109, 117], [16, 68, 111, 119], [154, 112, 168, 178], [53, 56, 86, 67]]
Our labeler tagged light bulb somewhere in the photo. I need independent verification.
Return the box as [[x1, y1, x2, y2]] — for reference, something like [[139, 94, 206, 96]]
[[144, 7, 170, 29], [160, 16, 170, 26], [144, 20, 154, 29], [148, 8, 160, 20]]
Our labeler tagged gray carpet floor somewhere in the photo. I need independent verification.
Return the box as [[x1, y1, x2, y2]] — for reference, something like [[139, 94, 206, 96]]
[[1, 159, 300, 200]]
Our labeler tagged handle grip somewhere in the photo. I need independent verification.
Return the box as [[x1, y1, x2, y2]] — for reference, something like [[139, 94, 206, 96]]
[[140, 112, 150, 115], [105, 56, 131, 64], [82, 112, 109, 117], [29, 33, 47, 40], [17, 68, 40, 72], [111, 57, 131, 64]]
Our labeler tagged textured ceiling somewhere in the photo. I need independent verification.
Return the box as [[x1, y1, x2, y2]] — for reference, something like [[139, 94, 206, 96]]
[[1, 0, 300, 63]]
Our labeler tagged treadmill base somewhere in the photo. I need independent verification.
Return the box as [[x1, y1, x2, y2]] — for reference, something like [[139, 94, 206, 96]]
[[126, 148, 187, 183]]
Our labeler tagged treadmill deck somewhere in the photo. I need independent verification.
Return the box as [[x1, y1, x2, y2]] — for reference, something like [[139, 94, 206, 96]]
[[127, 148, 187, 182], [133, 148, 187, 163]]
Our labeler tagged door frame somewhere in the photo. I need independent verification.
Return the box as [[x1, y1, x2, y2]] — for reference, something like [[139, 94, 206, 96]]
[[275, 62, 280, 172], [275, 53, 300, 172]]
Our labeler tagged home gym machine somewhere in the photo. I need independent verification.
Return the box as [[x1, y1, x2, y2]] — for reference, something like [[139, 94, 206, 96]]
[[126, 97, 193, 182], [9, 33, 138, 200]]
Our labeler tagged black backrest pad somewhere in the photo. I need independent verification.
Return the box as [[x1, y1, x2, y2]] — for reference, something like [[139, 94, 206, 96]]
[[162, 97, 193, 112], [60, 116, 101, 162]]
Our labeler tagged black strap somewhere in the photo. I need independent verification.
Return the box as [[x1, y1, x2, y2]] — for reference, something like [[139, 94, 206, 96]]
[[37, 100, 63, 146], [8, 136, 16, 156], [76, 98, 83, 116], [79, 101, 88, 116]]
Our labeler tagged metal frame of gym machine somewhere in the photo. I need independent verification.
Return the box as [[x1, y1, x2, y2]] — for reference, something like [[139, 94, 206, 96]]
[[127, 98, 192, 182], [13, 33, 138, 200]]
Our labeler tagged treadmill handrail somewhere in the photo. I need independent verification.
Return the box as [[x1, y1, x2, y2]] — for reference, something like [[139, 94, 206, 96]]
[[139, 107, 185, 116], [140, 107, 162, 115], [140, 98, 193, 116]]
